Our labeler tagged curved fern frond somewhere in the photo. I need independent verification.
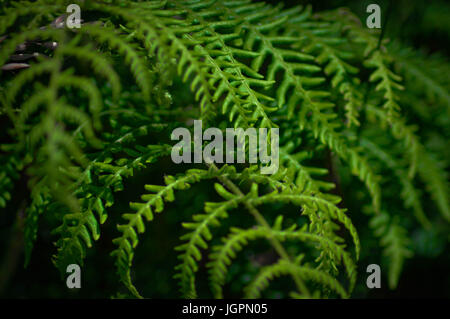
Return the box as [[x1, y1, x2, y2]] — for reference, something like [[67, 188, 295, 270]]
[[112, 168, 213, 297], [208, 219, 356, 298], [53, 122, 172, 277], [174, 191, 242, 298], [244, 259, 348, 298]]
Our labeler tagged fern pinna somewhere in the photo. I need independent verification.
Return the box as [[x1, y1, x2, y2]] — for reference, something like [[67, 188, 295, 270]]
[[0, 0, 448, 298]]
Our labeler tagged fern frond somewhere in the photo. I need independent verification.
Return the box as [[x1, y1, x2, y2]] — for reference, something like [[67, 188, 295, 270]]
[[279, 145, 336, 194], [366, 105, 449, 221], [112, 168, 213, 297], [307, 122, 381, 212], [99, 1, 276, 128], [244, 259, 348, 298], [0, 152, 22, 208], [174, 189, 242, 298], [54, 122, 172, 276], [56, 44, 122, 101], [24, 184, 50, 267], [285, 6, 363, 127], [370, 213, 413, 289], [208, 219, 356, 298], [77, 24, 153, 102], [318, 8, 404, 120], [416, 151, 450, 222], [361, 137, 430, 228], [364, 51, 404, 120], [248, 189, 360, 259], [389, 42, 450, 110]]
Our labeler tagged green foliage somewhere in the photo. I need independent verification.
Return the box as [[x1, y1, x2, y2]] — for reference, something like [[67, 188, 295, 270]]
[[370, 213, 413, 289], [0, 0, 448, 298]]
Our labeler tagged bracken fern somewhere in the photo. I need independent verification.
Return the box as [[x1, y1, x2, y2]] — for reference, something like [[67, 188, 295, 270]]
[[0, 0, 448, 298]]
